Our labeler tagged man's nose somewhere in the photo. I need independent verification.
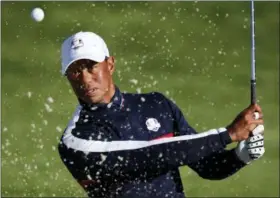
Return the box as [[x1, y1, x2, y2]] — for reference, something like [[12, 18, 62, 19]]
[[81, 69, 93, 83]]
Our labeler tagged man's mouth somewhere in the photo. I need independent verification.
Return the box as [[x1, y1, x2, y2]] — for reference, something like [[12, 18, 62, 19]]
[[85, 88, 97, 96]]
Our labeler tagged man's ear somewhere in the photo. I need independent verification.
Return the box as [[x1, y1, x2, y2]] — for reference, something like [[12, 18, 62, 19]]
[[107, 56, 115, 75]]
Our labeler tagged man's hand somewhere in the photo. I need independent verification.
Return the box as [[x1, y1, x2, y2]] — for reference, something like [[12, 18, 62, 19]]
[[235, 125, 265, 164], [226, 104, 264, 142]]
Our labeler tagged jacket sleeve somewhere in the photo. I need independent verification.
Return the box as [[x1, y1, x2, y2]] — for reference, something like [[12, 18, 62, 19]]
[[161, 93, 246, 180], [187, 148, 246, 180], [60, 125, 232, 182]]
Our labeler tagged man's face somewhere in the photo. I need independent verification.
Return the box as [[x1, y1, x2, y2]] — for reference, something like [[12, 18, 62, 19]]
[[65, 57, 115, 104]]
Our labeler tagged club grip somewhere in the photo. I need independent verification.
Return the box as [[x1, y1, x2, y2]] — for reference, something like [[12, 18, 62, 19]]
[[251, 79, 256, 104]]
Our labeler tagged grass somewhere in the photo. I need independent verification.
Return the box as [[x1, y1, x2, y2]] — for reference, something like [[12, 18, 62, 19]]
[[1, 1, 279, 197]]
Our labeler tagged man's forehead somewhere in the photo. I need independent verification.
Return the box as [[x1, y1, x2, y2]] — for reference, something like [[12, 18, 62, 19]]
[[69, 59, 98, 69]]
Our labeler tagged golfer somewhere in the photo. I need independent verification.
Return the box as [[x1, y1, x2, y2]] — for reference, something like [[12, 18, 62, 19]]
[[58, 31, 265, 198]]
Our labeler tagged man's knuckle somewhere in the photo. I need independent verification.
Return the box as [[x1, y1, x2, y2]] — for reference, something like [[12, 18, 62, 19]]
[[245, 120, 251, 125]]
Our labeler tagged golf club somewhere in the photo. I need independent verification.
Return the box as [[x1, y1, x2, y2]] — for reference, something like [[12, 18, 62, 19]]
[[250, 0, 256, 105]]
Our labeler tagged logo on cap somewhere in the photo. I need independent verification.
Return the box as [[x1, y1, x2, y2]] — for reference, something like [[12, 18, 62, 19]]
[[71, 38, 84, 49]]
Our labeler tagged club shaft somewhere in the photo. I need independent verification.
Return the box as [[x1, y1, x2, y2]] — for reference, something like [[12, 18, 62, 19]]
[[251, 0, 256, 104]]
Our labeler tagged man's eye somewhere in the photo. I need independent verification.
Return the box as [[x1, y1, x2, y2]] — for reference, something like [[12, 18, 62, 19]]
[[70, 71, 81, 79], [87, 64, 98, 72]]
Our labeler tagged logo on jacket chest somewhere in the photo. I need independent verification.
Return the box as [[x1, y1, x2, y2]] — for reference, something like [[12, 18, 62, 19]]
[[145, 118, 161, 132]]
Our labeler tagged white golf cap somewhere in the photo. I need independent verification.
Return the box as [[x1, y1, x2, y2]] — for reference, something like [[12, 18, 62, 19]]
[[61, 31, 109, 75]]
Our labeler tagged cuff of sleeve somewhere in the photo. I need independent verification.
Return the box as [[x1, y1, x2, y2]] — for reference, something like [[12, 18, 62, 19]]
[[232, 148, 250, 166], [217, 127, 232, 146]]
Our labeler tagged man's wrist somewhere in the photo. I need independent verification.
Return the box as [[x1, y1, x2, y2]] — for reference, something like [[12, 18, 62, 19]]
[[217, 127, 233, 146], [226, 126, 236, 142]]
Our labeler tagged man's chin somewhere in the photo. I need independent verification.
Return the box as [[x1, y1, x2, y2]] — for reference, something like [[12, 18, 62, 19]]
[[85, 96, 103, 104]]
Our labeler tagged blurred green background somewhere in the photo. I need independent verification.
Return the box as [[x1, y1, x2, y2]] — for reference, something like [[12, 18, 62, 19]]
[[1, 1, 279, 197]]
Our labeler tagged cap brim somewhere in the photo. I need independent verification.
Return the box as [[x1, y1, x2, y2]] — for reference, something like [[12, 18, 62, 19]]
[[62, 55, 105, 75]]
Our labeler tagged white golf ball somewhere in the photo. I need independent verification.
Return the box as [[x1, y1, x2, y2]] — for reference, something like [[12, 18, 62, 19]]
[[31, 8, 44, 22]]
